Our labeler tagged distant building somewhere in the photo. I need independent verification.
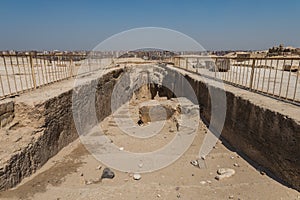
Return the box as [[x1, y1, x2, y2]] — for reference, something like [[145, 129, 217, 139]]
[[223, 51, 251, 61], [236, 52, 250, 61]]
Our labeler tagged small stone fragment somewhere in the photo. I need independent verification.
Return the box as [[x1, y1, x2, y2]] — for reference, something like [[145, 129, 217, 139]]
[[260, 171, 266, 175], [229, 195, 234, 199], [80, 172, 83, 176], [233, 163, 239, 167], [96, 165, 102, 170], [85, 180, 93, 185], [177, 193, 181, 198], [157, 194, 161, 198], [200, 181, 206, 185], [101, 167, 115, 180], [190, 160, 198, 167], [133, 173, 141, 180], [215, 168, 235, 180], [119, 147, 124, 151], [207, 180, 212, 184]]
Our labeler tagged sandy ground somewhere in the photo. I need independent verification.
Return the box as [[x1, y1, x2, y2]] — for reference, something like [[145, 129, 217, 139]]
[[0, 98, 299, 200]]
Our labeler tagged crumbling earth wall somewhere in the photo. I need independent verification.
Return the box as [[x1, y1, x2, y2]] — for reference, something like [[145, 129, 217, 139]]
[[163, 66, 300, 191], [0, 68, 124, 191]]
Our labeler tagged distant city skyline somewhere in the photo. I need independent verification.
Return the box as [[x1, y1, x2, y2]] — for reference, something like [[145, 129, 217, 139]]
[[0, 0, 299, 51]]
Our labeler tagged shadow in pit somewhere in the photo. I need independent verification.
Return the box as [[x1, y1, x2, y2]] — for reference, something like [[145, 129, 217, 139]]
[[220, 138, 295, 190], [0, 144, 89, 200], [199, 110, 295, 190]]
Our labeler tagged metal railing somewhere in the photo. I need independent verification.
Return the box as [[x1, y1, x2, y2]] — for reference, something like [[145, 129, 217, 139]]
[[0, 52, 114, 99], [1, 52, 299, 105], [171, 56, 300, 105]]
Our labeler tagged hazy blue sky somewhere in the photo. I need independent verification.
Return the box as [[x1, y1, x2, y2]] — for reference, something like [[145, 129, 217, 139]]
[[0, 0, 299, 51]]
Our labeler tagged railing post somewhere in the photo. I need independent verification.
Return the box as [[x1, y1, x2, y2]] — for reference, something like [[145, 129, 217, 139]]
[[249, 59, 256, 89], [2, 54, 12, 94], [29, 53, 37, 89], [215, 58, 218, 79], [185, 58, 188, 70], [69, 57, 74, 77]]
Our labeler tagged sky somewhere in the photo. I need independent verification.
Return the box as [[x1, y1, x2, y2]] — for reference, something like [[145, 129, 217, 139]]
[[0, 0, 299, 51]]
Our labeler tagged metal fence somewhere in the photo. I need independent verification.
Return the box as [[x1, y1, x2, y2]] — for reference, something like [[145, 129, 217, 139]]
[[0, 52, 113, 99], [172, 56, 300, 105], [1, 52, 299, 105]]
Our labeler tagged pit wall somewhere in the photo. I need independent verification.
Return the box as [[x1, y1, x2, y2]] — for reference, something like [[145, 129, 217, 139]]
[[0, 68, 124, 191], [162, 66, 300, 191]]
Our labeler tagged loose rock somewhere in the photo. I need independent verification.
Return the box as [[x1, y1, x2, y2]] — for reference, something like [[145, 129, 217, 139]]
[[101, 167, 115, 180], [200, 181, 206, 185], [233, 163, 239, 167], [133, 173, 141, 180], [260, 171, 266, 175], [215, 168, 235, 180], [85, 180, 93, 185], [190, 160, 198, 167], [96, 165, 102, 170]]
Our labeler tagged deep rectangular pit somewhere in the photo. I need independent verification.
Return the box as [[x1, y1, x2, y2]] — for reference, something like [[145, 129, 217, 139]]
[[0, 64, 299, 192]]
